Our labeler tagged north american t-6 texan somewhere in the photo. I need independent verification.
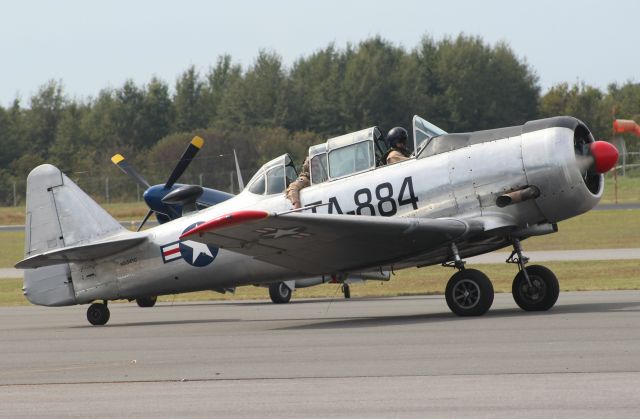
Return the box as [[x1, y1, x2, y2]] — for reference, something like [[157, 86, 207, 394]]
[[16, 115, 619, 325]]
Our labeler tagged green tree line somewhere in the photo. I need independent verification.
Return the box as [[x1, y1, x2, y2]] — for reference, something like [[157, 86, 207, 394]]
[[1, 34, 639, 204]]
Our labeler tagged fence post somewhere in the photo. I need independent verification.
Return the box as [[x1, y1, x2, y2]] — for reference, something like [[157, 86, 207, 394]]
[[199, 173, 203, 186], [13, 181, 17, 207], [105, 177, 110, 204]]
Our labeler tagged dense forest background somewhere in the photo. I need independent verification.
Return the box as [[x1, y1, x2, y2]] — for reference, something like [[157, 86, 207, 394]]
[[1, 35, 639, 204]]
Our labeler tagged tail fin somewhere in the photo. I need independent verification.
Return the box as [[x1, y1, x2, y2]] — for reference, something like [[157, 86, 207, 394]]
[[25, 164, 124, 255], [22, 164, 125, 306]]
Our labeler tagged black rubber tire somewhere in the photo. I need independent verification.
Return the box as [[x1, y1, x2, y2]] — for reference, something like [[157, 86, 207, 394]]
[[512, 265, 560, 311], [87, 303, 110, 326], [445, 269, 494, 316], [269, 282, 292, 304], [343, 284, 351, 299], [136, 296, 157, 308]]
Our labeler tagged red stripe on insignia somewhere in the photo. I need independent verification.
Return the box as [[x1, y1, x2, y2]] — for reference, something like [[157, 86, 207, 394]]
[[163, 248, 180, 256], [180, 210, 269, 240]]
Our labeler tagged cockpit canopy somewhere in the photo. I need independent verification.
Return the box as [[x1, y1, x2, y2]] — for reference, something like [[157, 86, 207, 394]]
[[246, 154, 298, 195], [327, 127, 386, 180], [308, 143, 328, 185], [306, 116, 446, 185], [244, 115, 448, 194], [307, 127, 388, 184]]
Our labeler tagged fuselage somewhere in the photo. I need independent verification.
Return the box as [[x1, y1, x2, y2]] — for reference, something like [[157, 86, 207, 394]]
[[68, 118, 604, 303]]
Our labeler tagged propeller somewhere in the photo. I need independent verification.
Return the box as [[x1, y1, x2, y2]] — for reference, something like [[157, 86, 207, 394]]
[[161, 184, 204, 214], [137, 209, 154, 232], [589, 141, 618, 174], [111, 154, 151, 189], [111, 136, 205, 230], [164, 136, 204, 188], [575, 139, 619, 177]]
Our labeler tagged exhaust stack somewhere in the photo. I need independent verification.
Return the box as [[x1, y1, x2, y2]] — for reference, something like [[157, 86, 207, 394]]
[[496, 186, 540, 208]]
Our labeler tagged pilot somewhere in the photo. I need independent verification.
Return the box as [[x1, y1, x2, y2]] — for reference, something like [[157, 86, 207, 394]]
[[285, 157, 310, 209], [385, 127, 411, 164]]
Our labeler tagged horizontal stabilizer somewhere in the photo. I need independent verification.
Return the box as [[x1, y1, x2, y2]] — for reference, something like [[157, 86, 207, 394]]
[[16, 234, 147, 269]]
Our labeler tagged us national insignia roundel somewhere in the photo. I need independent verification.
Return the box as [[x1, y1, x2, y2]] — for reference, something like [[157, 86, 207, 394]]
[[160, 222, 219, 267]]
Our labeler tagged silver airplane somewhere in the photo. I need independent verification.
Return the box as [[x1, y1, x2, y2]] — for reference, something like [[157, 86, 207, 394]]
[[16, 115, 619, 325]]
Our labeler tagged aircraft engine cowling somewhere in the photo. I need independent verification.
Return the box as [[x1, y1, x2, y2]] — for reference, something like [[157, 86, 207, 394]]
[[520, 116, 617, 223]]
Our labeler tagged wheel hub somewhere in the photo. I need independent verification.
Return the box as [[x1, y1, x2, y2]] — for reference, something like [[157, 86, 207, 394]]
[[520, 277, 546, 303], [453, 279, 481, 309]]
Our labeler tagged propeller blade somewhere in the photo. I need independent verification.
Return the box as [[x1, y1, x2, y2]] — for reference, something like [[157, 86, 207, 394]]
[[576, 154, 594, 175], [164, 136, 204, 189], [233, 149, 245, 190], [136, 209, 154, 232], [111, 154, 151, 189]]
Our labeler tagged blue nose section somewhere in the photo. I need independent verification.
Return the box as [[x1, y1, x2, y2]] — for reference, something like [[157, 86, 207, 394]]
[[199, 188, 234, 205], [143, 184, 234, 224], [143, 185, 178, 223]]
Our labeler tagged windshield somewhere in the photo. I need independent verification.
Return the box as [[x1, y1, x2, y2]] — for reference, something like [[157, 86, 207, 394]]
[[413, 115, 447, 149], [413, 115, 447, 156]]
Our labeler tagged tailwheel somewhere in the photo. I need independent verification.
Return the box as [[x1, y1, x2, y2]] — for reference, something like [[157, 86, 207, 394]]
[[269, 282, 292, 304], [87, 302, 110, 326], [136, 296, 157, 307], [512, 265, 559, 311], [445, 269, 494, 316]]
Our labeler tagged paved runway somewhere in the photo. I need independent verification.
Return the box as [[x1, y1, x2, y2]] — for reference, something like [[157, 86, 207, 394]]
[[1, 291, 640, 417]]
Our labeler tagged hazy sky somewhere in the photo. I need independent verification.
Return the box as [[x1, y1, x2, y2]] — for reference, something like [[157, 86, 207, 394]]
[[1, 0, 638, 106]]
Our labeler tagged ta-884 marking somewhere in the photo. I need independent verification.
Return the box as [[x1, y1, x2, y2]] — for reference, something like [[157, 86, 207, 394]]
[[308, 176, 419, 216]]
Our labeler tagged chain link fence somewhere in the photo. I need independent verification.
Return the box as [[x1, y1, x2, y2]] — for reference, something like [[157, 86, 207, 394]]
[[0, 168, 261, 207]]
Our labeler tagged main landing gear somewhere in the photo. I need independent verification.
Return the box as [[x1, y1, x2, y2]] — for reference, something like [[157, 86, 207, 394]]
[[444, 244, 494, 316], [269, 282, 292, 304], [342, 283, 351, 299], [443, 240, 560, 316], [508, 239, 559, 311], [136, 296, 157, 307], [87, 301, 110, 326]]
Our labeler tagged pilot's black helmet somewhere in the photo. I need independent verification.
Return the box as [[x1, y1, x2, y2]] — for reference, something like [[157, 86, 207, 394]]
[[387, 127, 408, 148]]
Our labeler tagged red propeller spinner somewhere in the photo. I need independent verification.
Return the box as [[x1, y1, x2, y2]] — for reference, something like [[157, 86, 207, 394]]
[[589, 141, 619, 174]]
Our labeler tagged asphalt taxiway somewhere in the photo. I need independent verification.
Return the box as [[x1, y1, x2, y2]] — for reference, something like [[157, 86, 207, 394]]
[[1, 291, 640, 417]]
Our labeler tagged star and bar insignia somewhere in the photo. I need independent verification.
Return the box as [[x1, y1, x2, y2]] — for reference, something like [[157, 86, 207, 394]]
[[254, 226, 311, 239]]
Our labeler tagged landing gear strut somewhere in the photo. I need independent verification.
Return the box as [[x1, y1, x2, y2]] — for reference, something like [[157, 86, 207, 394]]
[[87, 301, 110, 326], [508, 238, 559, 311], [443, 243, 494, 316]]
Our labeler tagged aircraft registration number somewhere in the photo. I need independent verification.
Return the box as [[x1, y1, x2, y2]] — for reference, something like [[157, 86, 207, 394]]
[[308, 176, 419, 216]]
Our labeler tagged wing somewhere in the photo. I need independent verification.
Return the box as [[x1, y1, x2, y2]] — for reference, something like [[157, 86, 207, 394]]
[[180, 210, 471, 274]]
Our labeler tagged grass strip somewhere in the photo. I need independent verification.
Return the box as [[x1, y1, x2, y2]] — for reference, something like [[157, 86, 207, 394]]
[[2, 260, 637, 306]]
